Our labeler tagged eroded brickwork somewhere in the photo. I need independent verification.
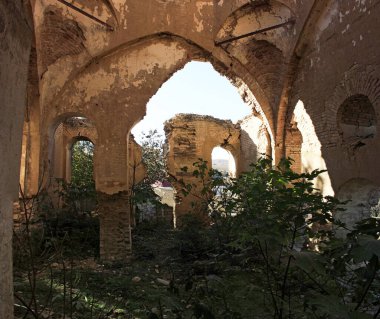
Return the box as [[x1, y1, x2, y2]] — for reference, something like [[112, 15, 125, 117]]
[[98, 191, 131, 261], [165, 114, 240, 219]]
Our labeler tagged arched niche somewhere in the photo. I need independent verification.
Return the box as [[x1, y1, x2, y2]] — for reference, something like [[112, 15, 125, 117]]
[[216, 0, 294, 54], [337, 94, 377, 147]]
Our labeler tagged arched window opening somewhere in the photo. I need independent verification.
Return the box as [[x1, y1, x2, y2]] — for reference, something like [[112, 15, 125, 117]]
[[212, 147, 236, 178], [337, 94, 376, 145], [70, 139, 95, 190], [51, 116, 97, 212]]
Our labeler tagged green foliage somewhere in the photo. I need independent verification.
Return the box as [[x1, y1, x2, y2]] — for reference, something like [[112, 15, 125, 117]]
[[131, 130, 169, 221], [14, 156, 380, 319], [140, 130, 168, 185], [70, 140, 96, 195], [175, 157, 380, 318]]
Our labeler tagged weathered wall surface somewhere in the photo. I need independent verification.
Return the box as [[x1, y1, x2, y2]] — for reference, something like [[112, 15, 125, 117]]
[[165, 114, 240, 219], [45, 118, 145, 260], [0, 0, 32, 317], [33, 0, 314, 145], [290, 0, 380, 185], [289, 0, 380, 212]]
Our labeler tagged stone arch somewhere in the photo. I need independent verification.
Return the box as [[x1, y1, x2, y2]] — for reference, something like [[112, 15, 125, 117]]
[[335, 177, 380, 236], [39, 32, 278, 260], [325, 65, 380, 147], [55, 117, 98, 184]]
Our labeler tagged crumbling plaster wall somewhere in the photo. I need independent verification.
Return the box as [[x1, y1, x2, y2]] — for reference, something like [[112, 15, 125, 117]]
[[289, 0, 380, 193], [0, 1, 32, 317], [165, 114, 240, 218], [49, 118, 145, 188], [33, 0, 315, 143], [52, 118, 98, 183]]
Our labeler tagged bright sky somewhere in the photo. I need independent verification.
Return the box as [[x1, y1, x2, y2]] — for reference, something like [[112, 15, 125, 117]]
[[131, 61, 251, 159]]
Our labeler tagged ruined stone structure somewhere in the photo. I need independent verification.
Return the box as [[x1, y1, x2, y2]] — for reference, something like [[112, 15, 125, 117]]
[[1, 1, 380, 317], [165, 114, 241, 218]]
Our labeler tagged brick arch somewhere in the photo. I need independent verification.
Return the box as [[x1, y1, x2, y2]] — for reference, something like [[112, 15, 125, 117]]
[[42, 113, 99, 188], [164, 114, 241, 218], [214, 0, 296, 156], [46, 33, 274, 148], [325, 65, 380, 145]]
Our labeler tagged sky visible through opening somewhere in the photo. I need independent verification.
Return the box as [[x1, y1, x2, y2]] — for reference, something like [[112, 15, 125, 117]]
[[131, 61, 251, 159]]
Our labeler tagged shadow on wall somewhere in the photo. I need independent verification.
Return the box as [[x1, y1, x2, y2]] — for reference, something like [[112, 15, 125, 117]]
[[239, 115, 270, 171], [292, 100, 334, 196]]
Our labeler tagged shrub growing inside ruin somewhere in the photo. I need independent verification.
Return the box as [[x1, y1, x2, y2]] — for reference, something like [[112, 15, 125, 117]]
[[176, 157, 380, 318]]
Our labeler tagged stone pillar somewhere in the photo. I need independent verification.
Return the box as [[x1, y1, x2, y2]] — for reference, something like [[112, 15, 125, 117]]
[[0, 1, 32, 317]]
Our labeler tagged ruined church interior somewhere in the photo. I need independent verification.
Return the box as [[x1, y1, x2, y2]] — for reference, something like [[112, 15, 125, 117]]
[[1, 0, 380, 318]]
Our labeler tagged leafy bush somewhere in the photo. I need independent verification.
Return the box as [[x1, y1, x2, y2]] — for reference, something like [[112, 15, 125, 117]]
[[175, 157, 380, 318]]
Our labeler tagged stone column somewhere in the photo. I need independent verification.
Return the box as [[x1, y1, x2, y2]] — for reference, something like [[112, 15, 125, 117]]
[[0, 1, 32, 318]]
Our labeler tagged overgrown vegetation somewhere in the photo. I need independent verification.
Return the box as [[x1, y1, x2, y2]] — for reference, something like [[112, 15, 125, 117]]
[[131, 130, 169, 223], [14, 158, 380, 318], [67, 140, 96, 204]]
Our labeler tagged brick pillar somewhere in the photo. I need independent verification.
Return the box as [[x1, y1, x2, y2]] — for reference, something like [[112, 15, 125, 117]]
[[285, 126, 303, 173], [98, 191, 131, 261], [95, 136, 131, 262]]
